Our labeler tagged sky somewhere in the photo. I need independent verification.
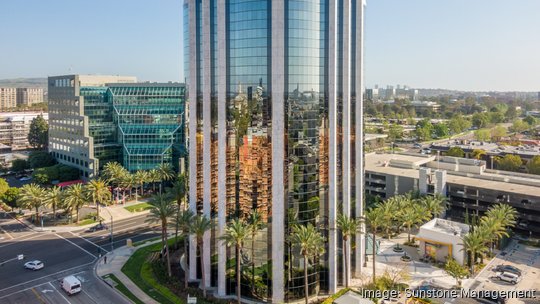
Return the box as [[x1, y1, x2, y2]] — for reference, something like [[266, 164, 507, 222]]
[[0, 0, 539, 91]]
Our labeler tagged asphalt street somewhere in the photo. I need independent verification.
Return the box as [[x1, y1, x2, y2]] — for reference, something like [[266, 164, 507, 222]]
[[0, 213, 159, 303]]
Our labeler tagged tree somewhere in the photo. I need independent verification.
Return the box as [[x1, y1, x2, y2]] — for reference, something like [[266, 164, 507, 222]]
[[523, 115, 538, 128], [0, 178, 8, 197], [1, 187, 20, 210], [471, 149, 486, 160], [510, 119, 529, 133], [84, 179, 111, 221], [400, 203, 430, 243], [157, 163, 175, 194], [526, 155, 540, 175], [221, 218, 252, 304], [44, 186, 63, 223], [18, 184, 47, 224], [379, 199, 399, 239], [445, 146, 465, 158], [28, 115, 48, 150], [504, 106, 518, 121], [444, 257, 469, 287], [388, 124, 404, 142], [434, 123, 450, 138], [415, 119, 433, 142], [336, 213, 362, 287], [28, 151, 56, 168], [146, 194, 177, 277], [64, 184, 86, 223], [474, 129, 491, 142], [11, 159, 29, 172], [168, 174, 187, 244], [134, 170, 148, 197], [489, 112, 504, 124], [495, 154, 522, 172], [490, 125, 507, 141], [448, 115, 471, 134], [460, 230, 488, 274], [289, 223, 325, 304], [365, 207, 384, 283], [472, 113, 489, 129], [174, 209, 195, 288], [420, 194, 447, 219], [247, 209, 265, 294], [190, 214, 213, 298]]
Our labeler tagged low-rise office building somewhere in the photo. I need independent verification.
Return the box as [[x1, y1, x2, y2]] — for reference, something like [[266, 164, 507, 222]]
[[365, 152, 540, 235], [416, 218, 469, 265], [0, 112, 48, 150], [48, 75, 186, 179]]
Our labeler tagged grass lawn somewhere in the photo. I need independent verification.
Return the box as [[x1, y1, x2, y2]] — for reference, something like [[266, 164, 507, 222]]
[[77, 218, 99, 226], [102, 273, 145, 304], [122, 240, 185, 304], [124, 203, 152, 213]]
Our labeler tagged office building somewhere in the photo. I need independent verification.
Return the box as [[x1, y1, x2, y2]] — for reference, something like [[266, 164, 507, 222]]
[[0, 112, 48, 150], [16, 88, 44, 106], [184, 0, 365, 302], [0, 88, 17, 110], [48, 75, 186, 178], [365, 153, 540, 235]]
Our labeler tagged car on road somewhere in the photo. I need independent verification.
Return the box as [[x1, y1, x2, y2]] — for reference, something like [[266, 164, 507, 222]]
[[493, 265, 522, 276], [24, 260, 44, 270], [19, 176, 32, 181], [492, 272, 521, 285], [88, 222, 108, 232], [61, 275, 82, 295], [413, 143, 422, 148]]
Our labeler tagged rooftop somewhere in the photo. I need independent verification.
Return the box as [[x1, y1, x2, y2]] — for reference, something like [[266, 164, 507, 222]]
[[421, 218, 470, 237]]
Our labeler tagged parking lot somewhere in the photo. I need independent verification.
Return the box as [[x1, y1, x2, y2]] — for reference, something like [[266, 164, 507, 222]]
[[469, 240, 540, 304]]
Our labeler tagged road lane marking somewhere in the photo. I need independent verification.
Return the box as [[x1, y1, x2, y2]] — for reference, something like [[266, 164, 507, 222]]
[[82, 289, 99, 303], [31, 287, 47, 304], [55, 233, 97, 258], [67, 232, 109, 254], [0, 265, 91, 296], [0, 225, 14, 239], [48, 282, 71, 304], [0, 232, 43, 249]]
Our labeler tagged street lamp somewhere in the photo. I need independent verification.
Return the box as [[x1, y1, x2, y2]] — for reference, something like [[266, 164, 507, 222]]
[[102, 207, 114, 251]]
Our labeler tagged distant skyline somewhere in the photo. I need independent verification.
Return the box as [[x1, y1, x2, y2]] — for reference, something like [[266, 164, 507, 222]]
[[0, 0, 539, 91]]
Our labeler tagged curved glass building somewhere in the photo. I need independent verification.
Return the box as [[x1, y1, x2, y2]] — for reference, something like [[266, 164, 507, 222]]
[[185, 0, 365, 302]]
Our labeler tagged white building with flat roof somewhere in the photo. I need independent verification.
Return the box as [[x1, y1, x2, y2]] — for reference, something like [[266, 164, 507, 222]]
[[416, 218, 470, 265]]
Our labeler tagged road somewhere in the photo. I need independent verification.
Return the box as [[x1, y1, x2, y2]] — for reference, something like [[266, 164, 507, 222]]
[[0, 213, 159, 303]]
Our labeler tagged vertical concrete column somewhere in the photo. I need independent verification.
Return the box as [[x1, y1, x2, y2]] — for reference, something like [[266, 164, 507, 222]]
[[435, 170, 447, 196], [187, 0, 199, 281], [202, 0, 212, 289], [328, 0, 338, 294], [216, 0, 227, 296], [419, 167, 431, 195], [271, 0, 285, 302], [342, 0, 352, 287], [354, 0, 366, 277]]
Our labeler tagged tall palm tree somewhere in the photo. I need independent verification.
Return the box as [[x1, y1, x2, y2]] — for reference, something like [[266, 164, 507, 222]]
[[44, 186, 63, 223], [134, 170, 148, 198], [400, 203, 430, 243], [157, 163, 175, 194], [289, 223, 325, 304], [84, 179, 111, 220], [146, 194, 177, 277], [18, 184, 46, 224], [460, 229, 489, 274], [247, 209, 265, 293], [379, 199, 398, 239], [336, 213, 362, 288], [168, 174, 187, 244], [486, 203, 517, 230], [421, 194, 447, 219], [102, 162, 127, 202], [120, 172, 135, 202], [221, 218, 252, 304], [148, 169, 160, 192], [190, 214, 213, 298], [174, 208, 195, 288], [479, 216, 508, 256], [365, 207, 384, 283], [64, 184, 86, 223]]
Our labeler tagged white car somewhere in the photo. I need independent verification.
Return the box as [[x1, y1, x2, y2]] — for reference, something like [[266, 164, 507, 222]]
[[19, 176, 32, 181], [24, 260, 44, 270], [494, 272, 521, 285]]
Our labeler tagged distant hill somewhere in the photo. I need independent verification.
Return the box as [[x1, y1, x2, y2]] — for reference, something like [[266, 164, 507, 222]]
[[0, 78, 47, 90]]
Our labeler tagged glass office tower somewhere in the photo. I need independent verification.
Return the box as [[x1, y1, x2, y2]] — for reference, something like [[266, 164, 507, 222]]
[[185, 1, 365, 302]]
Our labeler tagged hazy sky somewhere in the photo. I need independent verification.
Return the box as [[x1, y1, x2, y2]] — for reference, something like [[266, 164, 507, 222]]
[[1, 0, 539, 91]]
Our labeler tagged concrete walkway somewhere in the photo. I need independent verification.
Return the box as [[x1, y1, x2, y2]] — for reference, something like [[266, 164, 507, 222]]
[[96, 245, 159, 304]]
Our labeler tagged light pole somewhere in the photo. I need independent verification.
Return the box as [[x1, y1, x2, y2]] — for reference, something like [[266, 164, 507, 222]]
[[102, 207, 114, 251], [437, 150, 440, 170]]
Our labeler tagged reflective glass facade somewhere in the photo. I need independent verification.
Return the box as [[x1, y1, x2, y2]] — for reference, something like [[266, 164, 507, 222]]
[[185, 1, 364, 302]]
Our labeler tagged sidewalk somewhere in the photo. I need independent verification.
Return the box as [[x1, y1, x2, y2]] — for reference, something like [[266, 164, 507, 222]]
[[96, 245, 159, 304]]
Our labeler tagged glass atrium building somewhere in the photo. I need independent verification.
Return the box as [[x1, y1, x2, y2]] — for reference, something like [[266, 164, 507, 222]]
[[184, 0, 365, 302]]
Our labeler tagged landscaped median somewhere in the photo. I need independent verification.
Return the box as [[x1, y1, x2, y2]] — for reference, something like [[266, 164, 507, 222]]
[[124, 202, 152, 213], [102, 273, 145, 304]]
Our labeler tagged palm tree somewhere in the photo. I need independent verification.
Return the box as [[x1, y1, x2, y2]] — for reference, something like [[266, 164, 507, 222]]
[[146, 194, 177, 277], [84, 179, 111, 221], [379, 199, 398, 239], [336, 213, 362, 288], [157, 163, 175, 194], [221, 218, 252, 304], [289, 223, 325, 304], [174, 208, 195, 288], [18, 184, 46, 224], [479, 216, 508, 256], [365, 207, 384, 283], [486, 203, 517, 230], [120, 173, 135, 202], [44, 186, 63, 223], [148, 169, 160, 192], [421, 194, 447, 219], [64, 184, 86, 223], [168, 174, 187, 244], [400, 203, 430, 243], [460, 229, 489, 274], [102, 162, 128, 201], [134, 170, 148, 198], [247, 209, 265, 293], [190, 214, 213, 298]]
